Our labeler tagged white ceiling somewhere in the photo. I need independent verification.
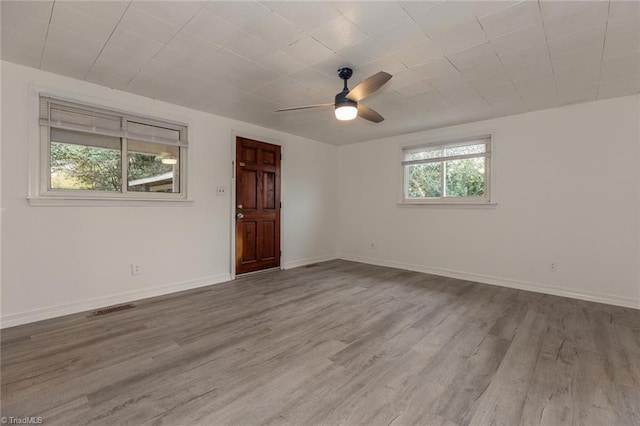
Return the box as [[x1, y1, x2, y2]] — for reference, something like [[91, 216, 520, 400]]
[[2, 1, 639, 145]]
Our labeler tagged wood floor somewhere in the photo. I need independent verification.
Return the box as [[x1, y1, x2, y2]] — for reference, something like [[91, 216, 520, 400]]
[[1, 260, 639, 425]]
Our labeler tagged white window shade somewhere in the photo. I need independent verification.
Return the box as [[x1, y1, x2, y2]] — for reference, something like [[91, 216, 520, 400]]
[[40, 97, 124, 137], [127, 121, 184, 146], [39, 96, 188, 146]]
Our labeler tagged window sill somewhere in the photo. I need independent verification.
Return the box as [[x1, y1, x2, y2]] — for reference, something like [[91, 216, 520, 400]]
[[28, 196, 194, 207], [398, 201, 497, 208]]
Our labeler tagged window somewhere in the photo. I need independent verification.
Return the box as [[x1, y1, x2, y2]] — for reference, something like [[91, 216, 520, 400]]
[[36, 96, 188, 203], [401, 135, 492, 204]]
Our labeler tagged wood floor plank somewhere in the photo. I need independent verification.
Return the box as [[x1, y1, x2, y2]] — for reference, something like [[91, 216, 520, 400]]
[[1, 260, 638, 425]]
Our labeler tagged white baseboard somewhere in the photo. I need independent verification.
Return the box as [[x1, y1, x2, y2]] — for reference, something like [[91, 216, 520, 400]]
[[283, 254, 338, 270], [339, 253, 640, 310], [0, 273, 231, 329], [5, 254, 636, 328]]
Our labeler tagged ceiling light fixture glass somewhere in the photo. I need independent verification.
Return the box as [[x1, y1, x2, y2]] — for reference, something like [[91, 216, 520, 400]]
[[334, 89, 358, 121], [335, 104, 357, 121], [161, 156, 178, 165]]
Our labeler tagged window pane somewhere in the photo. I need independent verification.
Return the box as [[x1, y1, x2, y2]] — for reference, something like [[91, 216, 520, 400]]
[[50, 130, 121, 191], [407, 163, 441, 198], [127, 140, 179, 193], [406, 148, 443, 161], [406, 142, 487, 162], [444, 143, 486, 157], [445, 157, 485, 197]]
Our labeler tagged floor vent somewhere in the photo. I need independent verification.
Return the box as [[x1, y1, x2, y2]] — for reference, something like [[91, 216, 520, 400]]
[[304, 263, 320, 268], [91, 303, 136, 317]]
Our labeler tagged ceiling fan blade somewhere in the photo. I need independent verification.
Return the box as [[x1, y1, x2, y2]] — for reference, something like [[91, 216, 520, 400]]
[[358, 105, 384, 123], [275, 103, 334, 112], [346, 71, 392, 102]]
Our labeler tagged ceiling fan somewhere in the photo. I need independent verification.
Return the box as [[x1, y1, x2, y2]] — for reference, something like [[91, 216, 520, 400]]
[[275, 67, 392, 123]]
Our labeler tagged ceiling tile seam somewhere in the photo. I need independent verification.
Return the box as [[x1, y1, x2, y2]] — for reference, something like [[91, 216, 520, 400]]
[[245, 92, 290, 110], [215, 11, 284, 54], [329, 13, 381, 43], [383, 2, 440, 71], [428, 69, 492, 116], [82, 1, 132, 81], [211, 10, 341, 79], [399, 3, 437, 44], [303, 18, 342, 56], [38, 0, 56, 69], [303, 8, 424, 74], [306, 33, 342, 62], [595, 1, 613, 100], [124, 2, 210, 87], [256, 9, 338, 58], [430, 87, 463, 116], [457, 16, 517, 115], [227, 30, 307, 82], [480, 10, 530, 111], [406, 23, 474, 102], [536, 0, 560, 97], [219, 49, 280, 93], [397, 2, 415, 20], [271, 8, 329, 36]]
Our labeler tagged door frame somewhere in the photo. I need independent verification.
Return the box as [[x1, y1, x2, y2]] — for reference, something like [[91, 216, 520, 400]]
[[229, 131, 284, 280]]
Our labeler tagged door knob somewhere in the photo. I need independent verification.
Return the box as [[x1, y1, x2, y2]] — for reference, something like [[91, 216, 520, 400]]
[[236, 212, 244, 219]]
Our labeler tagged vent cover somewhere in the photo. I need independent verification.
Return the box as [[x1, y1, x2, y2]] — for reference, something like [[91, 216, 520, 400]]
[[91, 303, 136, 317]]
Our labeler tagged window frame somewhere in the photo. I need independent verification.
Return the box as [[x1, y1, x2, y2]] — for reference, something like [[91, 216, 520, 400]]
[[30, 92, 190, 206], [399, 134, 494, 206]]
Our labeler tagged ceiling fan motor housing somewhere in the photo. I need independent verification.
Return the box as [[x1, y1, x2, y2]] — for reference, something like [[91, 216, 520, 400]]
[[335, 90, 357, 110]]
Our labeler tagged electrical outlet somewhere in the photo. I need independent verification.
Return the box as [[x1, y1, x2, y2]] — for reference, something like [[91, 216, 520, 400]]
[[131, 263, 141, 275], [216, 186, 225, 196], [548, 262, 557, 272], [369, 242, 375, 248]]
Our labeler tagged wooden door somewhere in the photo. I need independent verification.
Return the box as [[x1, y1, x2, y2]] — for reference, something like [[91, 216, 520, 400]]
[[235, 137, 281, 275]]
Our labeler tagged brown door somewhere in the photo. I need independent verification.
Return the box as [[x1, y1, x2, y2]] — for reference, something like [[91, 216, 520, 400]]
[[235, 137, 281, 275]]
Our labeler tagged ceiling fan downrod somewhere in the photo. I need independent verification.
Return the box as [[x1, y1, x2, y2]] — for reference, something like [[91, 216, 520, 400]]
[[335, 68, 357, 120], [337, 67, 353, 91]]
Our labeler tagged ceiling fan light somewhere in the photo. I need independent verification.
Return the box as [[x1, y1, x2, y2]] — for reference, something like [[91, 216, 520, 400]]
[[335, 104, 357, 121], [161, 156, 178, 165]]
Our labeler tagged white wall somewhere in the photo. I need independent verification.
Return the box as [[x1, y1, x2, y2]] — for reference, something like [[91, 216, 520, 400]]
[[3, 61, 638, 329], [1, 61, 338, 327], [338, 95, 640, 309]]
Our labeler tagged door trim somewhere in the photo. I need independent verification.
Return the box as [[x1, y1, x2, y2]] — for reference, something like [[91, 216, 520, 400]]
[[230, 131, 283, 280]]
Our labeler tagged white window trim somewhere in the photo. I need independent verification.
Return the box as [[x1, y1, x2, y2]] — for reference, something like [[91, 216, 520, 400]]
[[398, 132, 497, 206], [28, 88, 193, 206]]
